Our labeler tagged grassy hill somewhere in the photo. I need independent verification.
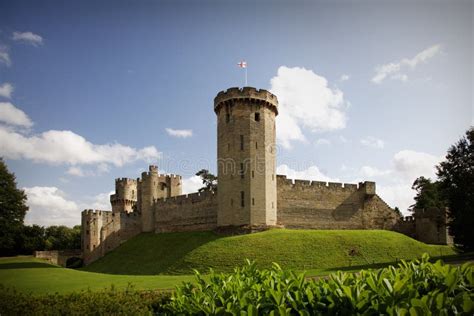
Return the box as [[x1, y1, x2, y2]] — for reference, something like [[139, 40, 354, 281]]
[[0, 256, 194, 294], [82, 229, 456, 275]]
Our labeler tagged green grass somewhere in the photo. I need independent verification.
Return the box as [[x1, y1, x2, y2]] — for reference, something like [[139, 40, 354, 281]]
[[83, 229, 456, 275], [0, 257, 193, 294]]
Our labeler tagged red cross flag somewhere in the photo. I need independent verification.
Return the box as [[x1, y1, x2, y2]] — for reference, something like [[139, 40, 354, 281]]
[[237, 61, 247, 68]]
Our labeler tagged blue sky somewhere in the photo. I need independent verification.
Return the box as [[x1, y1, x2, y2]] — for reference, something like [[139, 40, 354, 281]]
[[0, 0, 472, 226]]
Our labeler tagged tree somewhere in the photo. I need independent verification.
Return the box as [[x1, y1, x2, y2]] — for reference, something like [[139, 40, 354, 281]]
[[0, 158, 29, 256], [393, 207, 402, 218], [409, 176, 445, 212], [437, 127, 474, 250], [196, 169, 217, 193], [45, 225, 81, 250]]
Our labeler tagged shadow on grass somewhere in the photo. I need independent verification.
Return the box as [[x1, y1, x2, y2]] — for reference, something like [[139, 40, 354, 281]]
[[328, 252, 474, 273], [0, 262, 60, 270]]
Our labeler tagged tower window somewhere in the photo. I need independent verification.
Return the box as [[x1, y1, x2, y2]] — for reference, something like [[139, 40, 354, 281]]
[[240, 163, 244, 179], [256, 142, 258, 149], [230, 199, 233, 206], [255, 112, 260, 122], [228, 143, 230, 151], [272, 174, 274, 181], [252, 170, 254, 178], [240, 135, 244, 151], [226, 113, 230, 123], [241, 191, 245, 207], [272, 202, 274, 208], [252, 198, 255, 205]]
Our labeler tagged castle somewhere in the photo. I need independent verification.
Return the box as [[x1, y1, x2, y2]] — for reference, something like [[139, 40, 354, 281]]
[[81, 87, 451, 265]]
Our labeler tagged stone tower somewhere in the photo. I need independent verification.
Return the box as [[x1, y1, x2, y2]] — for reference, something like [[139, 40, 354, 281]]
[[214, 87, 278, 227], [138, 165, 183, 232], [110, 178, 138, 213]]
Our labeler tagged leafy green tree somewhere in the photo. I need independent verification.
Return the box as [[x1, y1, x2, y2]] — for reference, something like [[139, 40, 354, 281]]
[[19, 225, 46, 254], [409, 176, 445, 212], [393, 207, 402, 218], [0, 158, 29, 256], [437, 127, 474, 250], [196, 169, 217, 193], [45, 225, 81, 250]]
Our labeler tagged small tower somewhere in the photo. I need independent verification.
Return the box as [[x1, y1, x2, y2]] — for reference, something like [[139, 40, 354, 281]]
[[138, 165, 183, 232], [214, 87, 278, 227], [110, 178, 138, 213]]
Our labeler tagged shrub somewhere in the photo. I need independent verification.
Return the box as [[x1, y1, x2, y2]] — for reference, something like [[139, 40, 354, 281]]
[[160, 254, 474, 315], [0, 285, 169, 315]]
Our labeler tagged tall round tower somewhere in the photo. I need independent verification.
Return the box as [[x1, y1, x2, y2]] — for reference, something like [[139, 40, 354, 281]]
[[214, 87, 278, 227]]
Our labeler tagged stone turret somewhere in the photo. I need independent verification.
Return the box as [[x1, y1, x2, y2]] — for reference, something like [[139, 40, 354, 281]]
[[110, 178, 137, 213], [215, 87, 278, 227], [138, 165, 182, 232]]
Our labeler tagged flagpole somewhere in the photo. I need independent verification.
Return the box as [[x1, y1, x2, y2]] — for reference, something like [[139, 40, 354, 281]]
[[245, 67, 248, 86]]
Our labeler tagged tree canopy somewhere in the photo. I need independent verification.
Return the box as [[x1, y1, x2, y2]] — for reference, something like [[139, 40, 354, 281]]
[[437, 127, 474, 250], [196, 169, 217, 193], [0, 158, 29, 256]]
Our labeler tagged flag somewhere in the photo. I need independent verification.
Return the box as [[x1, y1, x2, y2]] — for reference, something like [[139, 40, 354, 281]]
[[237, 61, 247, 68]]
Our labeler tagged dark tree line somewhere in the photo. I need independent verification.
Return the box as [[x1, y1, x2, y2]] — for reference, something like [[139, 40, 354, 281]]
[[0, 158, 81, 256], [411, 127, 474, 250]]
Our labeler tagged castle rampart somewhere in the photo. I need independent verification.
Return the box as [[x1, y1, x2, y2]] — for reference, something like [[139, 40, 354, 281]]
[[276, 175, 399, 230], [154, 191, 218, 233]]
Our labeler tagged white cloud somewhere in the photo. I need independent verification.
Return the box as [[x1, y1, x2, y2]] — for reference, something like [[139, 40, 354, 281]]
[[0, 46, 11, 66], [24, 186, 80, 227], [270, 66, 347, 149], [24, 187, 115, 227], [66, 166, 85, 177], [0, 102, 33, 127], [12, 31, 43, 46], [359, 166, 391, 178], [371, 44, 441, 84], [315, 138, 331, 146], [165, 128, 193, 138], [339, 135, 348, 143], [276, 164, 339, 183], [0, 83, 13, 99], [182, 175, 203, 194], [339, 74, 350, 82], [88, 191, 114, 210], [0, 126, 161, 167], [392, 150, 440, 182], [360, 136, 385, 149], [359, 150, 442, 214]]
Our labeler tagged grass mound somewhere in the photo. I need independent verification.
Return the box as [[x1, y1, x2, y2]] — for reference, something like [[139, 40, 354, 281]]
[[0, 257, 193, 294], [82, 229, 455, 275]]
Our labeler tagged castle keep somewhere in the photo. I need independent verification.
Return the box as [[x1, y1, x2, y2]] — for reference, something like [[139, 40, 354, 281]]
[[82, 87, 450, 264]]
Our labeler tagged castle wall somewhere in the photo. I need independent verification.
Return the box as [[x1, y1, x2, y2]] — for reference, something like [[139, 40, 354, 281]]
[[81, 209, 141, 264], [154, 191, 218, 233], [276, 175, 399, 230]]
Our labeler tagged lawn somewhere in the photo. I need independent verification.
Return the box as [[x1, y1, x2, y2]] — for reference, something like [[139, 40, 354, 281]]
[[83, 229, 456, 275], [0, 257, 193, 295]]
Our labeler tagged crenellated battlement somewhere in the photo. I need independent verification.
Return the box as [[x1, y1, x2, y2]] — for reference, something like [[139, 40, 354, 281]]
[[82, 209, 112, 216], [115, 178, 137, 184], [276, 174, 365, 192], [154, 190, 215, 206], [214, 86, 278, 114]]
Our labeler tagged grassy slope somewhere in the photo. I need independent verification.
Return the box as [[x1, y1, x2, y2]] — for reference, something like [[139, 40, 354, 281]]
[[0, 257, 194, 294], [82, 229, 455, 275]]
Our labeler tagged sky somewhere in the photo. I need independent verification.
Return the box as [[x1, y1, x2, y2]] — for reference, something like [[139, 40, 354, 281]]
[[0, 0, 472, 227]]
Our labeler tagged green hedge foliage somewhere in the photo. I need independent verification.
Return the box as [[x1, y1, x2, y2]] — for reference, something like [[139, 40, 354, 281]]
[[160, 255, 473, 315]]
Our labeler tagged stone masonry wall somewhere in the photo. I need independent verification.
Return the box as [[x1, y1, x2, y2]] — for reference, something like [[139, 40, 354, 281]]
[[276, 175, 398, 230], [154, 191, 218, 233]]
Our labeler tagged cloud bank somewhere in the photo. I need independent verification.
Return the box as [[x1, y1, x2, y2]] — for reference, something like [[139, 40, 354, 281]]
[[270, 66, 347, 149]]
